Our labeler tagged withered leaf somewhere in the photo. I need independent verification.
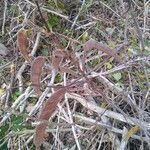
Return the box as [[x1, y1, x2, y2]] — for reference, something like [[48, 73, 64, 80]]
[[52, 50, 64, 70], [52, 56, 63, 70], [52, 49, 71, 70], [83, 39, 120, 62], [17, 29, 32, 63], [34, 88, 66, 148], [31, 56, 46, 95], [59, 66, 77, 76], [52, 50, 77, 76]]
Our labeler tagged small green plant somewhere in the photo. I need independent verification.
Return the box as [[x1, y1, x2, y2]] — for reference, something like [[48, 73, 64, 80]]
[[47, 14, 60, 29], [112, 72, 122, 81], [0, 114, 32, 149], [0, 124, 9, 149], [11, 90, 21, 101]]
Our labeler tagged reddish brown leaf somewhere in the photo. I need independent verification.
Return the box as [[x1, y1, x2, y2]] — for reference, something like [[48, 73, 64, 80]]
[[52, 56, 63, 70], [17, 29, 32, 63], [52, 50, 64, 70], [83, 39, 121, 62], [31, 56, 46, 95], [34, 88, 66, 148], [52, 49, 78, 75], [53, 49, 67, 58], [59, 66, 77, 76], [52, 50, 70, 70]]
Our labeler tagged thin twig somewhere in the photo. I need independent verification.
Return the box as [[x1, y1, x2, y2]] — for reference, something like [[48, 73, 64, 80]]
[[34, 0, 50, 32], [98, 1, 121, 17], [119, 127, 128, 150], [2, 0, 7, 35], [71, 0, 86, 29], [74, 115, 150, 142], [4, 63, 16, 108], [66, 93, 150, 129], [64, 73, 81, 150], [25, 0, 68, 20], [0, 87, 33, 126], [130, 4, 145, 51]]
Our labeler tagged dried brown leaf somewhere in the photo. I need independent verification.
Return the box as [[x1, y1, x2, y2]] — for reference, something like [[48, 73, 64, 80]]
[[34, 88, 66, 148], [52, 50, 64, 70], [52, 50, 77, 76], [31, 56, 45, 95], [59, 66, 77, 76], [17, 29, 32, 63], [83, 39, 121, 62]]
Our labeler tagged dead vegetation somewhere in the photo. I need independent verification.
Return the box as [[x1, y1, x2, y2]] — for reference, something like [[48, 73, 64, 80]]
[[0, 0, 150, 150]]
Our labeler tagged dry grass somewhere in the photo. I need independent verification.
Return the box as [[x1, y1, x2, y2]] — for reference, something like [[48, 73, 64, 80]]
[[0, 0, 150, 150]]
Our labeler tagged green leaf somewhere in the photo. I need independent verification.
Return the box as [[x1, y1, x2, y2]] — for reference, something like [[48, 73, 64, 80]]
[[112, 72, 122, 81], [41, 48, 49, 56], [55, 73, 63, 83], [81, 32, 89, 43], [0, 88, 5, 96], [0, 124, 9, 150], [0, 142, 8, 150], [47, 14, 59, 29], [0, 124, 9, 139], [145, 39, 150, 47], [12, 114, 33, 131], [11, 90, 21, 101], [48, 0, 65, 11], [106, 27, 115, 35], [105, 62, 113, 69], [115, 82, 124, 91], [130, 33, 138, 48], [60, 37, 68, 47], [11, 115, 24, 131]]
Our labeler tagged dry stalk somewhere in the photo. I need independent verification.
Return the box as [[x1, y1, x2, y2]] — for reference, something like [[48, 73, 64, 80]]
[[74, 114, 150, 142], [2, 0, 7, 35], [66, 93, 150, 129], [24, 0, 68, 20], [64, 73, 81, 150]]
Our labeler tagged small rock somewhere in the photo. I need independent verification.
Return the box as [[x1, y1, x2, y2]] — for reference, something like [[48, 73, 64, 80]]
[[0, 43, 8, 56]]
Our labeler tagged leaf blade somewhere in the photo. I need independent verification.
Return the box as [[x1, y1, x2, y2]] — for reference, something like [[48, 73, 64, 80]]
[[17, 29, 32, 63], [83, 39, 120, 62], [31, 56, 46, 95], [34, 88, 66, 148], [112, 72, 122, 81]]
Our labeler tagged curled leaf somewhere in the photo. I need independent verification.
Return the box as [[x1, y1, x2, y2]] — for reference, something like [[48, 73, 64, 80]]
[[17, 29, 32, 63], [31, 56, 46, 95], [34, 88, 66, 148], [83, 39, 121, 62]]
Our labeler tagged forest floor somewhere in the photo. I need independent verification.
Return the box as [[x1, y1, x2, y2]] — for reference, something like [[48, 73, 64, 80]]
[[0, 0, 150, 150]]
